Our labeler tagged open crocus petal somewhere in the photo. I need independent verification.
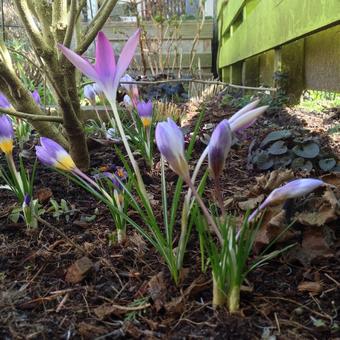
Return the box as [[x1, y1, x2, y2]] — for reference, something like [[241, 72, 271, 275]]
[[137, 100, 153, 127], [0, 114, 14, 154], [37, 137, 76, 172], [0, 92, 11, 109], [156, 118, 189, 179], [84, 84, 96, 104], [228, 99, 260, 124], [94, 32, 116, 90], [32, 90, 41, 105], [113, 29, 141, 89], [230, 106, 268, 132], [208, 119, 232, 180], [248, 178, 325, 221], [58, 44, 99, 83]]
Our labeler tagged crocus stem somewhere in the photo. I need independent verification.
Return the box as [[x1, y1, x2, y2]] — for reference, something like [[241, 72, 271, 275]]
[[227, 285, 240, 313], [186, 178, 223, 245], [214, 178, 225, 218], [106, 95, 151, 210], [93, 106, 105, 131], [212, 273, 227, 308], [5, 153, 23, 196], [177, 194, 190, 269], [185, 146, 208, 212], [117, 228, 126, 243]]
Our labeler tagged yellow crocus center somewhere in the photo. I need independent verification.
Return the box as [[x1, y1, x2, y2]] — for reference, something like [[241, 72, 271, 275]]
[[141, 117, 152, 128], [55, 154, 76, 171], [0, 138, 13, 154]]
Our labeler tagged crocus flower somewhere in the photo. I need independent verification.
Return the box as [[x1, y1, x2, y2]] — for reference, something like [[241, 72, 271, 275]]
[[208, 119, 232, 180], [58, 30, 140, 96], [123, 95, 133, 109], [229, 105, 268, 132], [120, 74, 139, 107], [155, 118, 189, 179], [137, 100, 153, 127], [23, 194, 31, 207], [0, 114, 14, 154], [248, 178, 325, 221], [84, 84, 97, 105], [0, 92, 11, 109], [35, 137, 76, 172], [32, 90, 41, 106]]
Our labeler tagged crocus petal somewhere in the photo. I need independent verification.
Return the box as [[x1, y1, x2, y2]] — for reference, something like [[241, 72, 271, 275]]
[[208, 119, 232, 180], [84, 84, 96, 103], [113, 29, 141, 89], [94, 32, 116, 90], [123, 94, 133, 108], [40, 137, 67, 159], [0, 114, 14, 139], [35, 145, 55, 167], [229, 99, 260, 124], [0, 92, 11, 109], [155, 118, 189, 179], [32, 90, 41, 105], [58, 44, 99, 82], [248, 178, 325, 221], [230, 106, 268, 132]]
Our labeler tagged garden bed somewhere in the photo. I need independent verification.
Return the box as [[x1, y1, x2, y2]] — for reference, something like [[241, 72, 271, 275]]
[[0, 95, 339, 339]]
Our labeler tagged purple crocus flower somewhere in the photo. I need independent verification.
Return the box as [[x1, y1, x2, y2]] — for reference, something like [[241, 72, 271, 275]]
[[23, 194, 31, 207], [35, 137, 76, 172], [137, 100, 153, 127], [208, 119, 232, 180], [58, 30, 140, 96], [248, 178, 325, 221], [0, 114, 14, 154], [84, 84, 96, 105], [155, 118, 189, 179], [31, 90, 41, 106], [0, 92, 11, 109], [229, 105, 268, 132]]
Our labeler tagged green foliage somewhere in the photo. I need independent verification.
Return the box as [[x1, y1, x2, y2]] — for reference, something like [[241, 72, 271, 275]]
[[48, 198, 76, 222]]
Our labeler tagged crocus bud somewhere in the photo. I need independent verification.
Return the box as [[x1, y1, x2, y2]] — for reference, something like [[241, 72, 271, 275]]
[[137, 100, 153, 127], [84, 84, 97, 105], [0, 92, 11, 109], [229, 106, 268, 133], [155, 118, 189, 179], [0, 114, 14, 154], [35, 137, 76, 172], [248, 178, 325, 221], [32, 90, 41, 106], [23, 194, 31, 207], [120, 74, 139, 107], [123, 95, 133, 109], [208, 119, 232, 180]]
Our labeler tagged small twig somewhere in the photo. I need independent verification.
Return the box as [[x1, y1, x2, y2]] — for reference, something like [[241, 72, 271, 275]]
[[37, 216, 88, 255], [0, 107, 63, 123], [56, 293, 69, 313]]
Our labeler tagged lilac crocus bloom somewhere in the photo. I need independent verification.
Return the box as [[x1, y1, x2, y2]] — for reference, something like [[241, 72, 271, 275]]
[[229, 105, 268, 133], [248, 178, 325, 221], [58, 30, 140, 96], [155, 118, 189, 179], [0, 114, 14, 154], [0, 92, 11, 109], [137, 100, 153, 127], [208, 119, 232, 180], [23, 194, 31, 207], [32, 90, 41, 106], [35, 137, 76, 172], [84, 84, 96, 105]]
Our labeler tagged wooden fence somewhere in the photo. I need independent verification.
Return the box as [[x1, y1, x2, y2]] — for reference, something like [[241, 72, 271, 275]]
[[217, 0, 340, 99]]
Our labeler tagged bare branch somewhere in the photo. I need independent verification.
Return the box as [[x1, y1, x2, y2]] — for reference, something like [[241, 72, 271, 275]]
[[76, 0, 118, 55], [63, 0, 77, 47], [0, 107, 63, 123]]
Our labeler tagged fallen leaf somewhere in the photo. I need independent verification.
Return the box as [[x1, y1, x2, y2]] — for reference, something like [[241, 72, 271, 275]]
[[37, 187, 53, 203], [78, 322, 108, 338], [147, 272, 167, 312], [238, 195, 264, 211], [254, 169, 294, 193], [321, 173, 340, 188], [298, 281, 322, 294], [65, 256, 93, 284]]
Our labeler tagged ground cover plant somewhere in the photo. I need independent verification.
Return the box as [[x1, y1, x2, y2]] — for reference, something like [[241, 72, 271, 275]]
[[1, 12, 340, 340]]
